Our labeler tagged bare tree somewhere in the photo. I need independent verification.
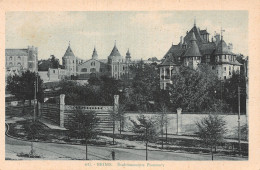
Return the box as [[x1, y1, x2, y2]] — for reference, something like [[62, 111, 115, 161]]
[[157, 102, 170, 148]]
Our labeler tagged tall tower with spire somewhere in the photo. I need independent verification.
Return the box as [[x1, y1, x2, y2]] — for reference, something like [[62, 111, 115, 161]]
[[92, 46, 98, 60]]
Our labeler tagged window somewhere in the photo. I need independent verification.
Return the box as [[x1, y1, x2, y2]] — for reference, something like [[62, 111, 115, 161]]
[[91, 61, 95, 66], [17, 62, 21, 66], [224, 76, 226, 80], [90, 68, 96, 73], [229, 66, 231, 70], [224, 55, 226, 60], [224, 67, 226, 71], [212, 66, 215, 70], [73, 60, 74, 63], [9, 56, 13, 60], [17, 56, 21, 60], [219, 55, 222, 60], [9, 62, 13, 66], [81, 68, 87, 72], [53, 70, 55, 73]]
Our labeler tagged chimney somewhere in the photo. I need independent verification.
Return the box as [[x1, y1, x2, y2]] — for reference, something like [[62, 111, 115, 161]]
[[228, 43, 233, 52], [180, 36, 183, 45], [214, 33, 220, 44]]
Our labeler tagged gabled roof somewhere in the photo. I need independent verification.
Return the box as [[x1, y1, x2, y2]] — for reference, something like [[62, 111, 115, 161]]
[[163, 44, 186, 59], [159, 54, 179, 66], [63, 45, 75, 58], [200, 29, 209, 35], [184, 32, 202, 57], [184, 26, 206, 46], [5, 49, 28, 56]]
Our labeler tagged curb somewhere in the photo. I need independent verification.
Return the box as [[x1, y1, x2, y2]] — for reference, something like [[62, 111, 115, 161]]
[[5, 123, 247, 159]]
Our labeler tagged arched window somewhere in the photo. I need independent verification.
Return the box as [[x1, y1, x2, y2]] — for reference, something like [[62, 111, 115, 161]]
[[81, 68, 88, 72], [9, 62, 13, 66], [17, 56, 21, 60], [9, 56, 13, 60], [90, 68, 96, 73], [91, 61, 95, 66]]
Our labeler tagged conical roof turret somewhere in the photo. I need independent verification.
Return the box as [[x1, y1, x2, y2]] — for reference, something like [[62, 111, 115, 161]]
[[184, 32, 202, 57], [63, 42, 75, 58], [109, 41, 121, 57]]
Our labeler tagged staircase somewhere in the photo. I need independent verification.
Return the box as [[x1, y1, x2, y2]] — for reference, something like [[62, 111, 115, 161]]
[[95, 112, 113, 132]]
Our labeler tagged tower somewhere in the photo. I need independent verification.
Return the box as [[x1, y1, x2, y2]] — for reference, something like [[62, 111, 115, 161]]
[[183, 31, 202, 69], [92, 46, 98, 60], [125, 48, 131, 63], [62, 42, 76, 76]]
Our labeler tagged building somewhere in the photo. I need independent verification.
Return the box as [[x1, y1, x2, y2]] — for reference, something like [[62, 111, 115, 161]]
[[5, 46, 38, 79], [159, 22, 242, 89], [108, 42, 133, 80], [62, 42, 84, 77], [77, 47, 110, 79]]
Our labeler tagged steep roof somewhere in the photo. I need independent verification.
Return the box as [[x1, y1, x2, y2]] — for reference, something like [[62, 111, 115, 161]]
[[5, 49, 28, 56], [163, 44, 186, 59], [109, 44, 121, 57], [160, 54, 179, 66], [63, 45, 75, 58], [200, 29, 209, 35], [214, 39, 232, 55], [184, 32, 202, 57], [183, 26, 206, 46], [199, 42, 216, 55]]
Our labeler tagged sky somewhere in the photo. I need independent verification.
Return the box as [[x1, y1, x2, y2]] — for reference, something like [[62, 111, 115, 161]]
[[5, 11, 248, 61]]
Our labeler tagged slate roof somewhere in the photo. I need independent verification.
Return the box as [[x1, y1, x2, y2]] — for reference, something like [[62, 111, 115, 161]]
[[63, 45, 75, 58], [184, 32, 202, 57], [214, 39, 232, 55], [109, 44, 121, 57], [5, 49, 28, 56], [199, 42, 216, 55], [200, 29, 209, 35]]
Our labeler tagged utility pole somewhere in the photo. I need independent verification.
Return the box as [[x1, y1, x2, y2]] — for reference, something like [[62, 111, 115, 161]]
[[238, 86, 241, 156], [33, 74, 37, 122], [145, 125, 148, 161]]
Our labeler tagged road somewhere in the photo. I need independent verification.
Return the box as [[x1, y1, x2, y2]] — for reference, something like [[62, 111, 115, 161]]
[[5, 125, 246, 160]]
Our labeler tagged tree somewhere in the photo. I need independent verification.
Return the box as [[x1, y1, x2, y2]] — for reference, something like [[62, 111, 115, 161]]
[[196, 114, 227, 160], [168, 64, 224, 112], [157, 102, 170, 147], [24, 120, 42, 157], [129, 63, 160, 111], [67, 108, 100, 160], [50, 55, 60, 69], [130, 114, 159, 160], [6, 70, 44, 114], [223, 73, 246, 113]]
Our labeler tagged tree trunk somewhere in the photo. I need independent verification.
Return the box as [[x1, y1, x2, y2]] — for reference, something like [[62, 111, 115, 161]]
[[165, 122, 168, 144], [146, 142, 148, 161], [22, 99, 25, 114], [211, 146, 214, 160], [86, 139, 88, 160], [112, 120, 115, 145], [119, 116, 122, 135], [161, 128, 164, 149]]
